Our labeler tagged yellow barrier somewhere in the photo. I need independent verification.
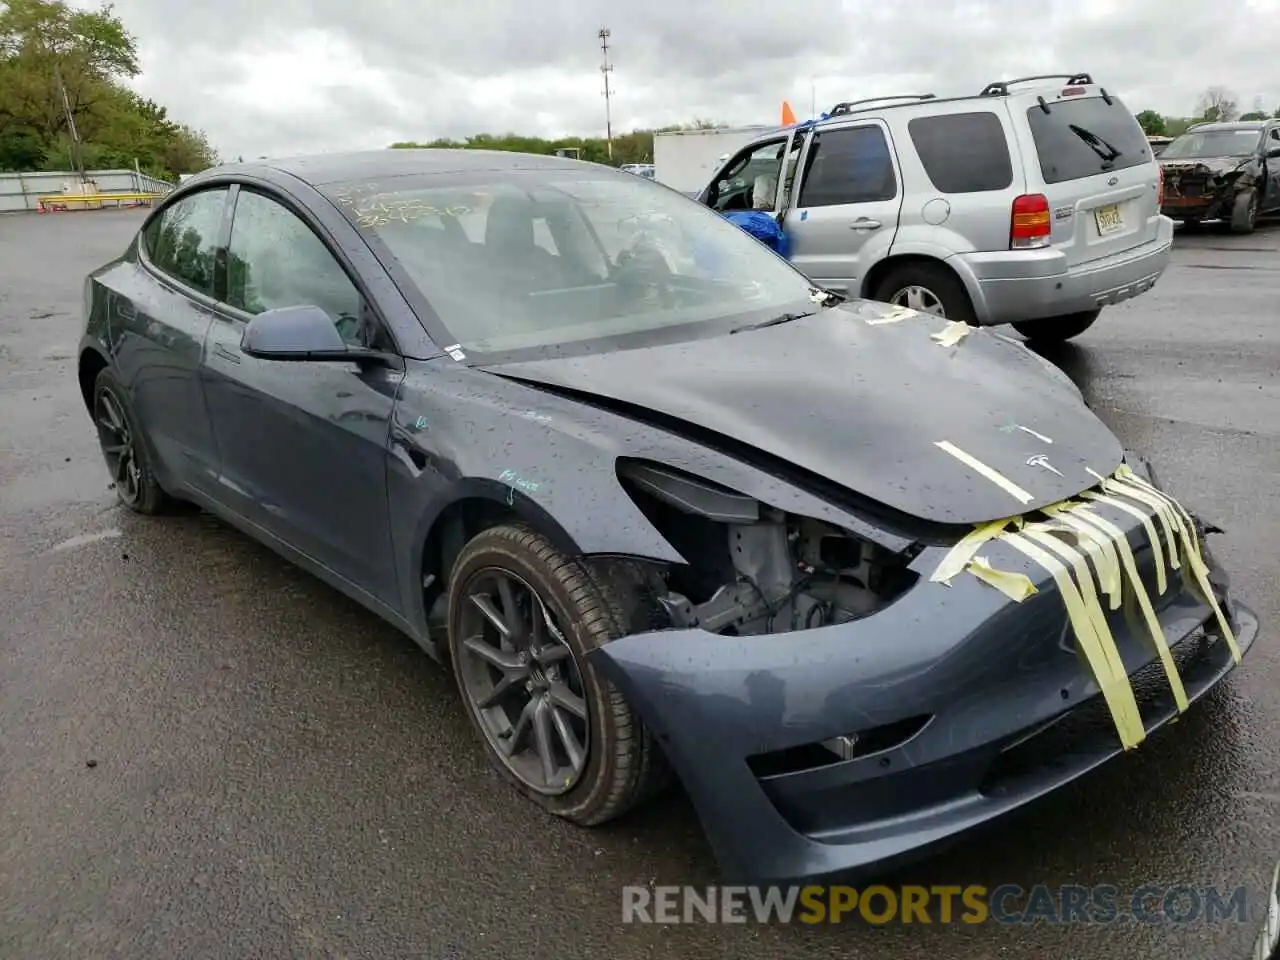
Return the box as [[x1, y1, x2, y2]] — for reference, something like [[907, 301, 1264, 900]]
[[37, 192, 165, 213]]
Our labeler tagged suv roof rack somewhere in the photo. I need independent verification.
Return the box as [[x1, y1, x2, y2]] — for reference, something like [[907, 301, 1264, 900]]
[[979, 73, 1094, 97], [828, 94, 936, 116]]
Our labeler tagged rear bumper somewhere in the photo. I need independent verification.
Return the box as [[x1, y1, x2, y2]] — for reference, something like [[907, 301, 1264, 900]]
[[952, 216, 1175, 325], [590, 515, 1257, 886]]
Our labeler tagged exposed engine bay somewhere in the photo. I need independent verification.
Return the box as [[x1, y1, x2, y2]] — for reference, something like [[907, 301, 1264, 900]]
[[618, 460, 917, 635]]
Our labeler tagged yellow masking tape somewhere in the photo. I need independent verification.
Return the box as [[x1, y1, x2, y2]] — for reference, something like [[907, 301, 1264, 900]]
[[1036, 509, 1122, 609], [966, 556, 1038, 602], [935, 441, 1035, 506], [1090, 470, 1181, 570], [1106, 474, 1240, 663], [1020, 527, 1132, 701], [930, 516, 1024, 584], [865, 306, 917, 325], [1001, 531, 1146, 750], [1080, 491, 1169, 595], [931, 321, 973, 348], [1062, 501, 1190, 712]]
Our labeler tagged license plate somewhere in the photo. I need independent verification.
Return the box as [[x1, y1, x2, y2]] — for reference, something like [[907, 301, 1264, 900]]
[[1094, 204, 1123, 235]]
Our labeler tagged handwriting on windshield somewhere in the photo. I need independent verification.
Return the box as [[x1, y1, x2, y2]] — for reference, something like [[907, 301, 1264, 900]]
[[331, 186, 472, 228]]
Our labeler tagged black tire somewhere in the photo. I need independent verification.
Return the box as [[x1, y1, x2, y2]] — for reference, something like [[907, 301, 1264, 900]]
[[1011, 309, 1101, 343], [873, 261, 977, 324], [92, 367, 172, 515], [1230, 190, 1259, 235], [446, 523, 670, 826]]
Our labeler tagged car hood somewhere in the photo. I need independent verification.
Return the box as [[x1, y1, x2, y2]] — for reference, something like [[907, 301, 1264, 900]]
[[484, 301, 1123, 527], [1160, 155, 1249, 175]]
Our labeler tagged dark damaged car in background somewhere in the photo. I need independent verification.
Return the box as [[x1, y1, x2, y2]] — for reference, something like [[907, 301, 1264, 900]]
[[76, 149, 1259, 884], [1158, 118, 1280, 233]]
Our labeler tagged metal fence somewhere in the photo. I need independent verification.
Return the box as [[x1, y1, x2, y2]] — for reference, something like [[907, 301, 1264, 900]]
[[0, 168, 175, 213]]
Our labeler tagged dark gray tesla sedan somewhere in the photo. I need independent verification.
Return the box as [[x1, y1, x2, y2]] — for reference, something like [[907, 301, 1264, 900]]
[[76, 149, 1259, 884]]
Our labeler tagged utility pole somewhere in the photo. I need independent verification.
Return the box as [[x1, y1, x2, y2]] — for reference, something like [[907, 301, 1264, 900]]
[[53, 61, 87, 183], [598, 27, 614, 161]]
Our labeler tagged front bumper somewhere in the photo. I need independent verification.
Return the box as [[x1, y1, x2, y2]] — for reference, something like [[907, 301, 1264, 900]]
[[952, 216, 1174, 325], [1161, 193, 1234, 222], [590, 501, 1258, 885]]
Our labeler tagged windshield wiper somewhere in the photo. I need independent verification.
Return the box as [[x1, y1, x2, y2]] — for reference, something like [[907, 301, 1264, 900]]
[[1068, 123, 1122, 164], [729, 310, 816, 335]]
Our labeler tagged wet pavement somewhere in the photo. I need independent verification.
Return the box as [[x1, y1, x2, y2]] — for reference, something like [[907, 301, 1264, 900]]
[[1, 209, 1278, 960]]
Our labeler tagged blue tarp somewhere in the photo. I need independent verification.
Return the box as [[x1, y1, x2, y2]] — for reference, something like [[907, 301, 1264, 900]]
[[723, 210, 790, 259]]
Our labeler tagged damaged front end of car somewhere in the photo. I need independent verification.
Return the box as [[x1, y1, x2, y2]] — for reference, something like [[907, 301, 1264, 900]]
[[1160, 156, 1259, 223], [589, 456, 1259, 885]]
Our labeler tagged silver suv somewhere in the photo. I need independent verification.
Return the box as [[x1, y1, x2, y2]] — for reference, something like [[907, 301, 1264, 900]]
[[696, 73, 1174, 342]]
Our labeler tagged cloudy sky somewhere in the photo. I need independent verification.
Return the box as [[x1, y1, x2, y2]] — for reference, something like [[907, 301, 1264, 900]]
[[75, 0, 1280, 161]]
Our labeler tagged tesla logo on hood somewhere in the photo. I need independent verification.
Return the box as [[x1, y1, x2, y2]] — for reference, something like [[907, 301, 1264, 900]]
[[1026, 454, 1064, 477]]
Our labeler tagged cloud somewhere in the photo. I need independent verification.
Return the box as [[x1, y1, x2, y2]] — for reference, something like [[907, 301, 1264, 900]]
[[75, 0, 1280, 159]]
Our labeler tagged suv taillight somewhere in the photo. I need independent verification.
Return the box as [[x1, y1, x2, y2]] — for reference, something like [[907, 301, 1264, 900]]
[[1010, 193, 1051, 249], [1156, 164, 1165, 206]]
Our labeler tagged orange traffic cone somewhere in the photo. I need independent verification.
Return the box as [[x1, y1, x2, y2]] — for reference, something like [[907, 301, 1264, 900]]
[[781, 100, 797, 126]]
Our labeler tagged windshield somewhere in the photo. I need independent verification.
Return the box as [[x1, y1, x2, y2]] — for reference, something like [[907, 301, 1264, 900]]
[[320, 169, 817, 362], [1160, 129, 1261, 160]]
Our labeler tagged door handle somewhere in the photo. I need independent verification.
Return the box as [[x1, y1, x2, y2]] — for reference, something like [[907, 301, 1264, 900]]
[[212, 343, 241, 364], [391, 435, 428, 476], [850, 218, 882, 231]]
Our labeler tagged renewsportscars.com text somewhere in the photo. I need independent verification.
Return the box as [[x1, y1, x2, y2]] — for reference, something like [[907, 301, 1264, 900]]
[[621, 884, 1252, 925]]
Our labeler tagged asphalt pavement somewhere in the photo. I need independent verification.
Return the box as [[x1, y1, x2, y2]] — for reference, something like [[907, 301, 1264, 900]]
[[2, 209, 1278, 960]]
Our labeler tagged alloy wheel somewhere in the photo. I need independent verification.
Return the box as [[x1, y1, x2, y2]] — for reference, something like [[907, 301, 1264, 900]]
[[455, 568, 590, 796], [94, 387, 142, 507], [889, 284, 946, 316]]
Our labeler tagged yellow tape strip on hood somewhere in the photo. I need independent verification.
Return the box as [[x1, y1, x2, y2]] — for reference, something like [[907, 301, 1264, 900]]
[[1035, 509, 1122, 610], [930, 515, 1025, 584], [1059, 500, 1190, 712], [931, 321, 974, 348], [1079, 491, 1170, 595], [965, 556, 1038, 602], [1000, 530, 1146, 750], [1107, 471, 1240, 663], [935, 441, 1035, 506]]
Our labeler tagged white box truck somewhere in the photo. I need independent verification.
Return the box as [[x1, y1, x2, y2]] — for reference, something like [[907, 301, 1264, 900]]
[[652, 126, 778, 196]]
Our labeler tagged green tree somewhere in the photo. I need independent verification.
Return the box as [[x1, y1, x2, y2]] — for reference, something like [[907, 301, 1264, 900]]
[[1194, 86, 1239, 122], [1135, 110, 1166, 135], [0, 0, 215, 177]]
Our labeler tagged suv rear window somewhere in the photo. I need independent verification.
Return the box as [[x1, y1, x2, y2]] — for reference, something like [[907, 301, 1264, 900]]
[[1025, 96, 1151, 184], [907, 112, 1013, 193]]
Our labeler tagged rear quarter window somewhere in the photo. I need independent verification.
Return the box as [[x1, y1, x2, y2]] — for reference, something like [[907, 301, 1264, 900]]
[[907, 112, 1013, 193], [1025, 96, 1151, 184]]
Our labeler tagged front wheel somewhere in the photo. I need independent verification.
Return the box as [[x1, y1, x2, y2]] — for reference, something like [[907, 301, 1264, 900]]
[[1011, 309, 1101, 343], [446, 524, 669, 825], [873, 262, 977, 324], [1230, 190, 1259, 235]]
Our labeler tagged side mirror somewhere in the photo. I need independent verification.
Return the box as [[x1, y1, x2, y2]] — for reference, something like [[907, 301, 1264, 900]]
[[241, 304, 378, 364], [1267, 146, 1280, 159], [1250, 859, 1280, 960]]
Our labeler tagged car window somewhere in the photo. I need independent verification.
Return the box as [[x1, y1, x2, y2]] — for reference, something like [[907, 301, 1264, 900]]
[[712, 140, 787, 212], [908, 112, 1014, 193], [1025, 95, 1150, 183], [318, 169, 818, 363], [145, 188, 228, 295], [797, 125, 897, 207], [226, 190, 365, 346]]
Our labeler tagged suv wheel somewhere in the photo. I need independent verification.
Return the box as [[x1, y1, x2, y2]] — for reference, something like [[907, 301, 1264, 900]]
[[1011, 309, 1100, 343], [1230, 190, 1258, 235], [874, 262, 977, 324]]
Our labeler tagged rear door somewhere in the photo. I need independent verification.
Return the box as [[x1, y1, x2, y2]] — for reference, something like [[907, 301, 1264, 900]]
[[1265, 126, 1280, 212], [1013, 91, 1159, 268], [782, 120, 903, 296]]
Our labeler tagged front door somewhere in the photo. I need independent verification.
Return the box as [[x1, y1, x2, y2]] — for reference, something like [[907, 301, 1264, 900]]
[[200, 186, 404, 604], [782, 120, 903, 297]]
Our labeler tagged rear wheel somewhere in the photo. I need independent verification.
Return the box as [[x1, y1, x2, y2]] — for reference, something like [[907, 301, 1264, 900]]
[[873, 262, 977, 324], [92, 367, 172, 514], [1011, 309, 1101, 343], [1230, 190, 1259, 234], [447, 524, 669, 825]]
